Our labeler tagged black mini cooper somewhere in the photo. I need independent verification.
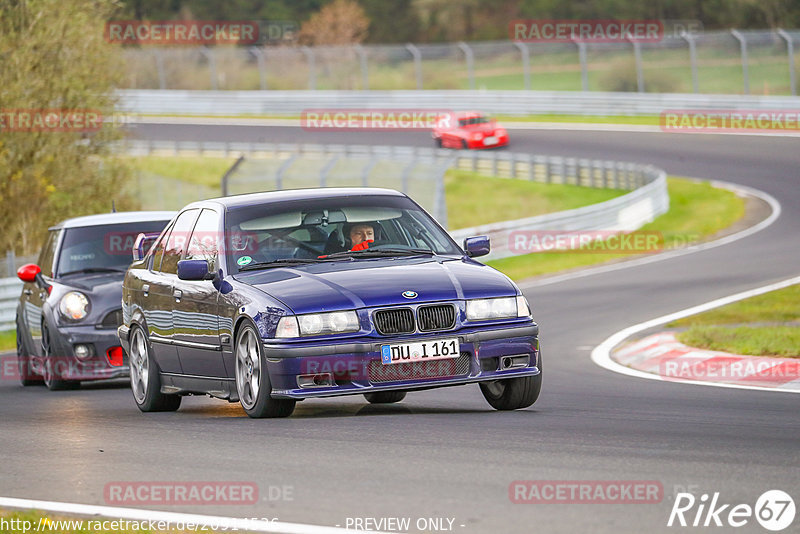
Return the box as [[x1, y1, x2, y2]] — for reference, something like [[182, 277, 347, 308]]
[[15, 211, 172, 390]]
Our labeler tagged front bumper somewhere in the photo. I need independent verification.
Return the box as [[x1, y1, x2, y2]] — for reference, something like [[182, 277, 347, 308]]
[[46, 324, 128, 381], [263, 323, 539, 399]]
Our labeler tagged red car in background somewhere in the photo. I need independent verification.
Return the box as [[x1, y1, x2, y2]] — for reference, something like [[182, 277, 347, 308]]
[[432, 111, 509, 149]]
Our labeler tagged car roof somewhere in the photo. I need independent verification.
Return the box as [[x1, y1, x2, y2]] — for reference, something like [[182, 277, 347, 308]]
[[51, 211, 176, 230], [183, 187, 407, 211], [454, 111, 486, 119]]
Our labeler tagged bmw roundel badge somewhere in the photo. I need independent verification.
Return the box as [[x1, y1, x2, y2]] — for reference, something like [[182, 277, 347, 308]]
[[402, 290, 418, 299]]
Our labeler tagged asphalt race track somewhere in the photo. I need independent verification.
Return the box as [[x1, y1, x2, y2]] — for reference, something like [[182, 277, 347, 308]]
[[1, 123, 798, 533]]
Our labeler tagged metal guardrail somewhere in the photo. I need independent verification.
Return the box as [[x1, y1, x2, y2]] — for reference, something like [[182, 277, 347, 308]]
[[117, 89, 800, 117], [118, 30, 800, 95], [0, 142, 668, 332], [0, 278, 22, 331]]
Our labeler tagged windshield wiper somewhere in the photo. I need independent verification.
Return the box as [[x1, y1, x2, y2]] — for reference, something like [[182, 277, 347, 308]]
[[322, 248, 435, 259], [238, 258, 344, 271], [59, 267, 126, 277]]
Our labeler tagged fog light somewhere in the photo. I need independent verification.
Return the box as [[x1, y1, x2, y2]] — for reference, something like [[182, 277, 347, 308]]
[[74, 344, 94, 361], [106, 346, 124, 367]]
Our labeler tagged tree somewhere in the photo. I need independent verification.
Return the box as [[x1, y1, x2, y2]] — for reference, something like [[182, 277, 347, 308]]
[[298, 0, 369, 45], [0, 0, 134, 255]]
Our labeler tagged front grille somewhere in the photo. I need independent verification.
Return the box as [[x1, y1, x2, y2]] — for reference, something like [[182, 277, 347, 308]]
[[100, 309, 123, 328], [417, 304, 456, 332], [374, 308, 415, 335], [368, 352, 471, 383]]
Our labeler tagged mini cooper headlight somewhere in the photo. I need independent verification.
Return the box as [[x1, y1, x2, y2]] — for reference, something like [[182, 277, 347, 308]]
[[59, 291, 90, 321], [466, 296, 529, 321], [275, 311, 360, 338]]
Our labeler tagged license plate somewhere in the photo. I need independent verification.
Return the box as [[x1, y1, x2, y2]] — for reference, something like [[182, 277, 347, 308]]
[[381, 338, 460, 365], [483, 136, 498, 146]]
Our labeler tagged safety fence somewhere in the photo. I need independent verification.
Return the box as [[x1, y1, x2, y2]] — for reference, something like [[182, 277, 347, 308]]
[[117, 30, 800, 95]]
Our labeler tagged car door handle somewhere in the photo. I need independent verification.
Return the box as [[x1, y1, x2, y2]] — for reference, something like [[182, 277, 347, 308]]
[[142, 284, 150, 297], [173, 289, 182, 301]]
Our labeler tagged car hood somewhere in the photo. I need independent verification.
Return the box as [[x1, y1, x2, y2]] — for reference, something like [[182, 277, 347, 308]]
[[234, 257, 517, 314], [57, 272, 125, 294]]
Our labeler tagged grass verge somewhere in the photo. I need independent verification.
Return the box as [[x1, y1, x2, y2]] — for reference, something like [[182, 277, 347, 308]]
[[444, 169, 624, 230], [0, 329, 15, 352], [487, 178, 745, 280], [669, 284, 799, 357]]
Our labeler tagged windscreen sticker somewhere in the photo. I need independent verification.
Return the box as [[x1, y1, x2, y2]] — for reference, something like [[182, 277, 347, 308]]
[[237, 256, 253, 266]]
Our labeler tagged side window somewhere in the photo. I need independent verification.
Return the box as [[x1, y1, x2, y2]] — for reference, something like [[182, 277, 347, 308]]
[[159, 209, 200, 274], [185, 209, 220, 267], [151, 221, 175, 272], [38, 230, 60, 278]]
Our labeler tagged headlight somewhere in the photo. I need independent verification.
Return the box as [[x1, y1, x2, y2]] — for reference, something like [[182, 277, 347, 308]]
[[275, 311, 360, 338], [466, 296, 530, 321], [59, 291, 90, 321]]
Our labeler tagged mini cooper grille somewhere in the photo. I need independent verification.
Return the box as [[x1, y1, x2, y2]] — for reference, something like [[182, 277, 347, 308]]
[[100, 309, 123, 328], [417, 304, 456, 332], [368, 352, 471, 383], [374, 308, 415, 335]]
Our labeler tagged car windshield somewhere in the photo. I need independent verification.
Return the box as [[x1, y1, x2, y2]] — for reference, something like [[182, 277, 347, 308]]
[[459, 116, 490, 127], [56, 221, 170, 277], [225, 195, 462, 273]]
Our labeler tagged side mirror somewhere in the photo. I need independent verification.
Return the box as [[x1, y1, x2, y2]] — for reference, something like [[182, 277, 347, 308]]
[[464, 236, 490, 258], [177, 259, 214, 281], [132, 232, 160, 262], [17, 263, 41, 283]]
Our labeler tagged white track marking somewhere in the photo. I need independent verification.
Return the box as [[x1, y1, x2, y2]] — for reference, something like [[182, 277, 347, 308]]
[[518, 180, 781, 289], [590, 275, 800, 394], [0, 496, 385, 534]]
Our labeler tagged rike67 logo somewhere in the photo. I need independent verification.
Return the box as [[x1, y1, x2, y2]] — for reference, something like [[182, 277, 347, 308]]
[[668, 490, 795, 531]]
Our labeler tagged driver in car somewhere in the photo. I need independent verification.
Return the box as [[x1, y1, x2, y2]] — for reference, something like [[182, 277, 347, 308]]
[[349, 223, 374, 251]]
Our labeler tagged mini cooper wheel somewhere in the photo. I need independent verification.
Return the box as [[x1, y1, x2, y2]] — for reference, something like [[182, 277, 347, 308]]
[[129, 326, 181, 412], [480, 356, 542, 411], [364, 391, 407, 404], [41, 326, 79, 391], [235, 323, 295, 418], [16, 323, 42, 386]]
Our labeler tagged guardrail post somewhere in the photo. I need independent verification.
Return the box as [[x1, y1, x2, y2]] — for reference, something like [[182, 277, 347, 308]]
[[457, 42, 475, 90], [778, 29, 797, 96], [199, 47, 218, 90], [354, 44, 369, 89], [527, 154, 534, 181], [320, 155, 340, 187], [631, 40, 644, 93], [275, 154, 297, 190], [513, 42, 531, 90], [301, 46, 316, 90], [576, 41, 589, 91], [405, 43, 423, 89], [681, 34, 699, 93], [220, 155, 245, 196], [250, 47, 267, 90], [152, 49, 167, 89], [731, 30, 750, 94]]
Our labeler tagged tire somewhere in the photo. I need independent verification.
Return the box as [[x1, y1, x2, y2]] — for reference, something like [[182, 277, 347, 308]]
[[235, 322, 295, 418], [434, 137, 443, 148], [461, 139, 468, 150], [364, 391, 407, 404], [480, 355, 542, 410], [41, 326, 79, 391], [129, 325, 181, 412], [16, 322, 42, 386]]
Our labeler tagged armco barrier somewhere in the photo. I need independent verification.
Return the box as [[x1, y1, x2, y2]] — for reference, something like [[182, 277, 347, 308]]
[[116, 89, 800, 117], [0, 278, 22, 331], [0, 144, 669, 331]]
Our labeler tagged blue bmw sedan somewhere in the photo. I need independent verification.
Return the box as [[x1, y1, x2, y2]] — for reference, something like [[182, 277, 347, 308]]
[[119, 188, 541, 418]]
